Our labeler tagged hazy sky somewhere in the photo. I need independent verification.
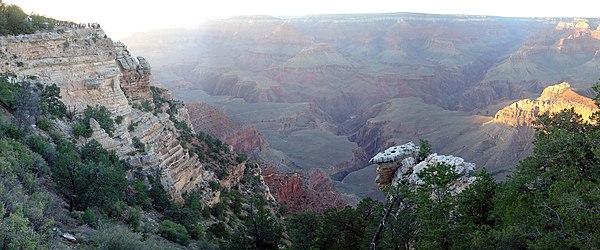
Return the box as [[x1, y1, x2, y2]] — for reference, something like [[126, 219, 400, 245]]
[[6, 0, 599, 39]]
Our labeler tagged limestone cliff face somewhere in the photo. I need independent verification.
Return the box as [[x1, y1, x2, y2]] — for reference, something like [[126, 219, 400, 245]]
[[0, 28, 255, 205], [114, 42, 153, 102], [370, 142, 477, 196], [493, 82, 598, 126], [0, 28, 129, 117]]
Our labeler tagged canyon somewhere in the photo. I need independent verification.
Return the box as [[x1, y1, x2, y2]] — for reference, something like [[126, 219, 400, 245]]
[[123, 14, 600, 202]]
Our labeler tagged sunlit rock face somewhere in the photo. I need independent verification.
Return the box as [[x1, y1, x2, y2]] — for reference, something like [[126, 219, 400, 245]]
[[493, 82, 598, 127], [370, 142, 476, 196]]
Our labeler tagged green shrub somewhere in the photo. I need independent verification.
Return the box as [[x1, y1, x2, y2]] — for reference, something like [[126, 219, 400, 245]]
[[26, 135, 56, 164], [40, 84, 67, 118], [236, 154, 247, 163], [209, 181, 220, 191], [141, 100, 153, 112], [114, 115, 124, 124], [132, 137, 145, 153], [72, 121, 92, 138], [36, 118, 51, 131], [148, 178, 173, 212], [91, 224, 180, 250], [0, 75, 17, 109], [132, 102, 142, 110], [210, 202, 226, 219], [208, 222, 230, 239], [128, 121, 139, 132], [82, 207, 99, 228], [189, 225, 205, 241], [127, 180, 151, 209], [0, 119, 24, 139], [158, 220, 190, 246], [125, 207, 142, 231], [82, 105, 115, 136]]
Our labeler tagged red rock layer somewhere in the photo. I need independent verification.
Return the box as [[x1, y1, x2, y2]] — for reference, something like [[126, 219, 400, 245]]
[[261, 166, 347, 212]]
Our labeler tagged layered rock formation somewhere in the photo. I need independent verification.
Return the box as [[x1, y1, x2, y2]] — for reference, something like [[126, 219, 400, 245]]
[[114, 42, 153, 102], [369, 142, 420, 187], [261, 166, 347, 212], [370, 142, 477, 196], [493, 82, 598, 126], [0, 28, 129, 117], [0, 27, 273, 206]]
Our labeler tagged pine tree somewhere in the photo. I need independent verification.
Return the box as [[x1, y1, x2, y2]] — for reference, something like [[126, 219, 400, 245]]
[[13, 81, 41, 132], [230, 196, 283, 250], [418, 139, 432, 161]]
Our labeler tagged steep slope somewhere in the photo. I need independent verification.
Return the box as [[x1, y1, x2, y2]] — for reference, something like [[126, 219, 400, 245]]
[[0, 26, 275, 207]]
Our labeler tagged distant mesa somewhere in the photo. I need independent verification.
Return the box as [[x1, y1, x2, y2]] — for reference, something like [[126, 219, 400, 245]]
[[492, 82, 598, 127]]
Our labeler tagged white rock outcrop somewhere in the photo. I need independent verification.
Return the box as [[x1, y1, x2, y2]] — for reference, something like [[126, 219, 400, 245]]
[[369, 142, 419, 164], [371, 142, 477, 196], [369, 142, 419, 188]]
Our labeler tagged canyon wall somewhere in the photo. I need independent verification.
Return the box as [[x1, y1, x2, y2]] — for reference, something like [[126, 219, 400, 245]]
[[0, 28, 129, 117], [0, 27, 273, 205]]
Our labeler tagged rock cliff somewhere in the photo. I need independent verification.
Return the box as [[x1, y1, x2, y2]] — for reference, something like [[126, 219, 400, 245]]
[[0, 28, 129, 117], [370, 142, 477, 196], [493, 82, 598, 126], [0, 27, 273, 206], [114, 42, 153, 103]]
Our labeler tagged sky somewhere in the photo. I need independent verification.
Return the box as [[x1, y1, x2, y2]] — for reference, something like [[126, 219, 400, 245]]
[[5, 0, 600, 39]]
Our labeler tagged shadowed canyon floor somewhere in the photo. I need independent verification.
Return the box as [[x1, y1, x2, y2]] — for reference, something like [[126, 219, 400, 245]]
[[125, 13, 600, 204]]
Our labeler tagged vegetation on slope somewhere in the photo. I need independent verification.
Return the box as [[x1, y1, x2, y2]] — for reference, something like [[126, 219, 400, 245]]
[[0, 75, 286, 249]]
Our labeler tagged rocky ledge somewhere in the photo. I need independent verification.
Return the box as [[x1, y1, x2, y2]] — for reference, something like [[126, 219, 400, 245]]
[[370, 142, 477, 196]]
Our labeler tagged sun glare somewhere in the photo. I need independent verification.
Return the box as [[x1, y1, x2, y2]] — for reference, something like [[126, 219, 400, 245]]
[[5, 0, 598, 39]]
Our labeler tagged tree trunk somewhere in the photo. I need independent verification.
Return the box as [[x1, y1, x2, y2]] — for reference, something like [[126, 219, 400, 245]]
[[370, 195, 400, 250]]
